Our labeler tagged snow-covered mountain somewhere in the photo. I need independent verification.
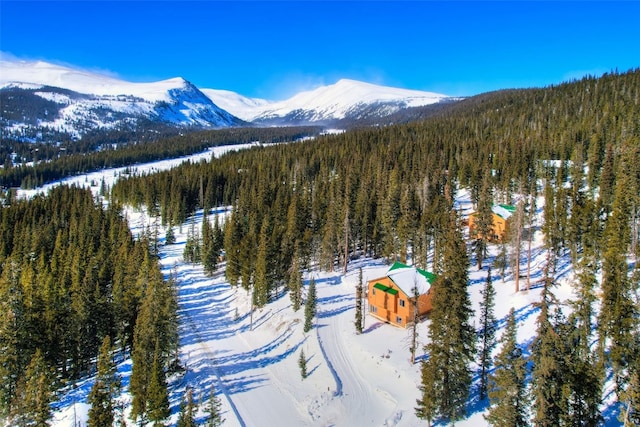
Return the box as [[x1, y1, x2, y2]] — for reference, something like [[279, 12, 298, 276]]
[[1, 59, 457, 143], [204, 79, 454, 124], [0, 60, 244, 141]]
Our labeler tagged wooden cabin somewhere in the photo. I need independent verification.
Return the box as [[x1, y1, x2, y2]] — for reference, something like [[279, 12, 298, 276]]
[[468, 204, 516, 243], [367, 262, 437, 328]]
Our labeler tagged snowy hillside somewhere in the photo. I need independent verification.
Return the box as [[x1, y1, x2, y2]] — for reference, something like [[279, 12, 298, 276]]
[[204, 79, 453, 124], [16, 144, 622, 427], [200, 89, 270, 122], [1, 59, 456, 140], [0, 59, 244, 140]]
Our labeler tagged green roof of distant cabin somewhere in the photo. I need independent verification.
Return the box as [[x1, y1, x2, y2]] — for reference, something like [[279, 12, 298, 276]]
[[493, 204, 516, 220], [498, 204, 516, 212]]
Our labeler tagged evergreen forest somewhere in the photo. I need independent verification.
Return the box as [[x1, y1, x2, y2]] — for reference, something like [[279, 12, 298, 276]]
[[1, 68, 639, 425], [0, 186, 179, 424], [111, 69, 640, 424]]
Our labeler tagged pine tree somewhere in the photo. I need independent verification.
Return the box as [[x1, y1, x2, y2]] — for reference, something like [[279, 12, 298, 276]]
[[409, 283, 419, 364], [418, 214, 475, 424], [253, 217, 271, 308], [0, 259, 24, 416], [355, 268, 363, 334], [299, 349, 308, 379], [415, 356, 438, 427], [474, 173, 494, 269], [176, 387, 197, 427], [183, 219, 202, 264], [288, 254, 303, 312], [485, 308, 528, 427], [165, 225, 175, 245], [146, 341, 170, 426], [478, 268, 497, 400], [509, 200, 525, 292], [223, 211, 241, 287], [597, 155, 636, 395], [530, 276, 567, 427], [303, 278, 317, 333], [205, 384, 225, 427], [493, 242, 508, 282], [87, 336, 121, 427], [9, 349, 54, 427], [129, 261, 178, 423]]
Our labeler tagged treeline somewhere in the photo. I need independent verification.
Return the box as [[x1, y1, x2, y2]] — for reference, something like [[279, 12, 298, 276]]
[[0, 186, 178, 424], [111, 69, 640, 422], [0, 126, 321, 189]]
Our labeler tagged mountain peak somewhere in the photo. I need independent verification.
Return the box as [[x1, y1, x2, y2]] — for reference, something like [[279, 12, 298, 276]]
[[206, 78, 451, 123]]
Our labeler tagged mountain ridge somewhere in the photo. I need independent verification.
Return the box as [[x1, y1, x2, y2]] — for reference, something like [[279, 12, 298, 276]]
[[1, 59, 456, 142]]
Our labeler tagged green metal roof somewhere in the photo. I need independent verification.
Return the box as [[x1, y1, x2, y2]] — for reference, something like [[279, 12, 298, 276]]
[[498, 204, 516, 212], [389, 261, 437, 284], [373, 283, 399, 295]]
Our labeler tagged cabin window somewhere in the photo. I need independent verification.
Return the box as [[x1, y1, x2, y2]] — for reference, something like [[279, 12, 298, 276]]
[[372, 288, 376, 295], [399, 299, 405, 307], [370, 305, 377, 313], [396, 316, 402, 324]]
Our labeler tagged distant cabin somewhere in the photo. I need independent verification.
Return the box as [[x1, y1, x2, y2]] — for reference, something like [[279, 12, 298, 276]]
[[367, 262, 437, 328], [468, 204, 516, 243]]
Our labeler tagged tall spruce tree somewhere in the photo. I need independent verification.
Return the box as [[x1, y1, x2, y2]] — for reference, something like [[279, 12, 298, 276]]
[[485, 308, 528, 427], [355, 268, 364, 334], [474, 173, 494, 269], [205, 384, 225, 427], [478, 268, 497, 400], [530, 274, 567, 426], [289, 254, 303, 312], [9, 349, 54, 427], [0, 259, 24, 416], [597, 153, 637, 395], [87, 336, 121, 427], [303, 278, 317, 333], [299, 349, 308, 379], [415, 355, 438, 427], [176, 387, 197, 427], [146, 340, 170, 426], [417, 213, 475, 424], [202, 212, 218, 275]]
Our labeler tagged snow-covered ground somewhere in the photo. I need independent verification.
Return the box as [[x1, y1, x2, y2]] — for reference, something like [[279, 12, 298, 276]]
[[18, 144, 622, 426]]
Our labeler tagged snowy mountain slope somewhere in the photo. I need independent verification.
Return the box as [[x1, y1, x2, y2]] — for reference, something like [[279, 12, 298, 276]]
[[200, 89, 270, 122], [204, 79, 455, 125], [1, 59, 456, 140], [0, 59, 244, 141]]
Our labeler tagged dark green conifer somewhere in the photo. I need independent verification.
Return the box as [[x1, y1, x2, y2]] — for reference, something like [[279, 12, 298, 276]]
[[418, 213, 475, 424], [177, 387, 197, 427], [205, 384, 225, 427], [289, 253, 303, 312], [299, 349, 308, 379], [87, 336, 121, 427], [474, 173, 494, 269], [303, 278, 317, 333], [10, 349, 54, 427], [485, 308, 528, 427], [146, 340, 170, 426], [355, 268, 364, 334], [478, 268, 496, 400], [165, 225, 175, 245]]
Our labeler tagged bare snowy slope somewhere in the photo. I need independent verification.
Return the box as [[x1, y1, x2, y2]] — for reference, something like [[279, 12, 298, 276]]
[[204, 79, 454, 124], [0, 59, 244, 141]]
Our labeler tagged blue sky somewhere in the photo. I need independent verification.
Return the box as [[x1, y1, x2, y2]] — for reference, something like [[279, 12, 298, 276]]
[[1, 1, 639, 100]]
